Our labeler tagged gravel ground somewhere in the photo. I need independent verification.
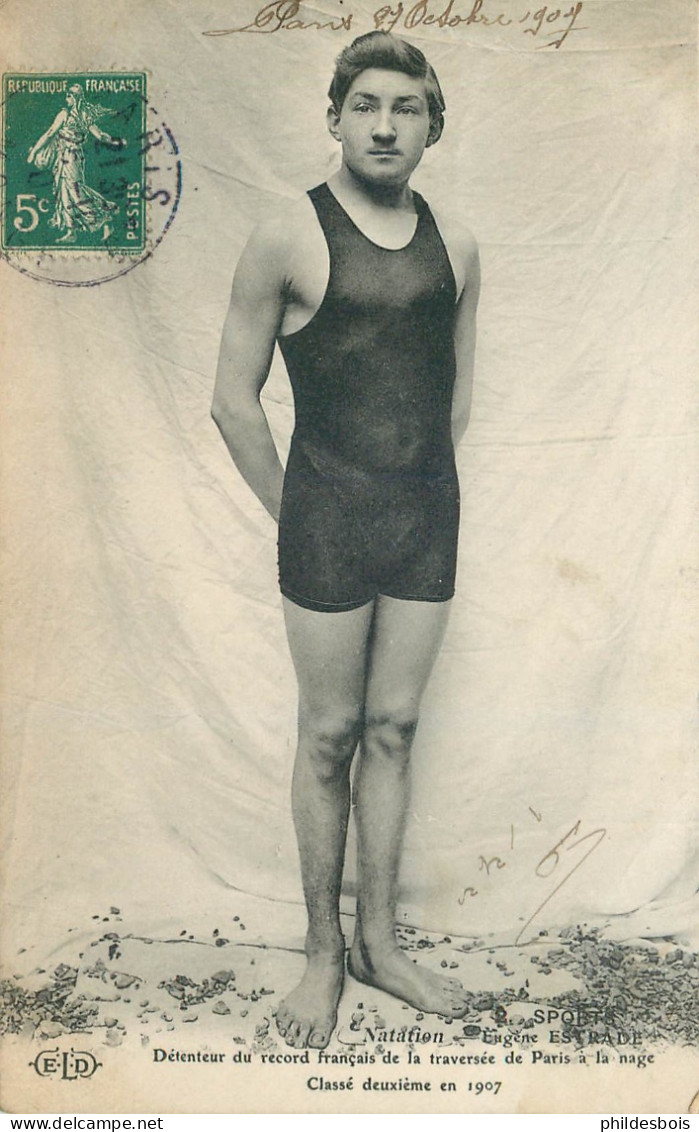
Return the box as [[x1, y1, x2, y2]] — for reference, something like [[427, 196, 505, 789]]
[[2, 913, 697, 1054]]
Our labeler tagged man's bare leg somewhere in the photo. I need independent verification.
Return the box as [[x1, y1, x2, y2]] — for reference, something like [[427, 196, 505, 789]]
[[276, 597, 374, 1049], [348, 596, 470, 1018]]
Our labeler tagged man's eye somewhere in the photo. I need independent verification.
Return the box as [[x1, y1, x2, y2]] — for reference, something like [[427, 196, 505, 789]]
[[354, 104, 373, 113], [398, 106, 417, 115]]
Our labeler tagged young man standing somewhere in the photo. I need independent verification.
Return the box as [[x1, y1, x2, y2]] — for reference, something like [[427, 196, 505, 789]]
[[213, 32, 480, 1050]]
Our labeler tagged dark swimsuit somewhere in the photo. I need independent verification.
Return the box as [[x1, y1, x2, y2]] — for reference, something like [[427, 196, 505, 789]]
[[277, 182, 460, 612]]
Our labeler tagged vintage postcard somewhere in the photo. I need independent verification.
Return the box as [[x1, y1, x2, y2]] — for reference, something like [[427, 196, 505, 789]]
[[0, 0, 696, 1116]]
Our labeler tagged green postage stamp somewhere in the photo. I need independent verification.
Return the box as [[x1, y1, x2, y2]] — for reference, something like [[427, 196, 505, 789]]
[[1, 72, 180, 284], [2, 73, 147, 252]]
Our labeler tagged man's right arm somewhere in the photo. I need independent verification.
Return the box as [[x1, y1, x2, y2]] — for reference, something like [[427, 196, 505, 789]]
[[212, 221, 288, 522]]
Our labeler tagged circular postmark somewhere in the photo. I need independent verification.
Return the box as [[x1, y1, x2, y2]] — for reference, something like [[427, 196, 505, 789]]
[[0, 74, 181, 286]]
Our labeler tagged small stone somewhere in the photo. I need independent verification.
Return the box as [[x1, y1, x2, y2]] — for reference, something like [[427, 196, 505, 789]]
[[212, 1001, 231, 1015], [215, 938, 229, 948], [103, 1017, 118, 1028], [54, 964, 78, 981], [473, 995, 493, 1011], [114, 974, 136, 990], [213, 970, 235, 985]]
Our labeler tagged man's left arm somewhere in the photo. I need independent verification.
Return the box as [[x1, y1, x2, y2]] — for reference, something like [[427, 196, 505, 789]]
[[451, 236, 481, 447]]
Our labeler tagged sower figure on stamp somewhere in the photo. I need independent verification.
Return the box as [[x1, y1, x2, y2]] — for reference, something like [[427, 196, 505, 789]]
[[213, 31, 480, 1049]]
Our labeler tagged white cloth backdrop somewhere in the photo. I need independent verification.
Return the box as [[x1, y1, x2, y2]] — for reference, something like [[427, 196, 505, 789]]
[[1, 0, 696, 957]]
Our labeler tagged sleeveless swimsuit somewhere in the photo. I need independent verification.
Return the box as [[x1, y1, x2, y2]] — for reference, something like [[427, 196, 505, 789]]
[[277, 182, 460, 612]]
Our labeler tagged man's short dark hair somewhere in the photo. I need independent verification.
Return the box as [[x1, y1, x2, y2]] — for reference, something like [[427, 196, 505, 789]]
[[328, 31, 446, 136]]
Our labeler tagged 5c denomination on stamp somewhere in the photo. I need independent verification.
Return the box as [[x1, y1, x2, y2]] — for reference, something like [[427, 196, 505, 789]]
[[1, 72, 181, 286]]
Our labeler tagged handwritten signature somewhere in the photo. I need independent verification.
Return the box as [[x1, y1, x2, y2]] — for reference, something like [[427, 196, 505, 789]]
[[203, 0, 586, 49], [458, 810, 607, 946]]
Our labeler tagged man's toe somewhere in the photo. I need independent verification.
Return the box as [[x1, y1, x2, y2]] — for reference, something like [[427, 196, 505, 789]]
[[294, 1022, 312, 1048], [309, 1027, 329, 1049]]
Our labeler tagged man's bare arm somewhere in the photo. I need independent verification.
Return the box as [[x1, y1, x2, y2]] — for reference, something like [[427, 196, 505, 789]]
[[451, 236, 481, 447], [212, 222, 288, 521]]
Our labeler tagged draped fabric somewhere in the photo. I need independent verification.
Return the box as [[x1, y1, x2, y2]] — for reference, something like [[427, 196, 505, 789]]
[[1, 0, 696, 962]]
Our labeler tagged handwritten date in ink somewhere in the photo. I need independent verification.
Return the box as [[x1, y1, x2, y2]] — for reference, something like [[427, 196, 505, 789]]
[[204, 0, 586, 49]]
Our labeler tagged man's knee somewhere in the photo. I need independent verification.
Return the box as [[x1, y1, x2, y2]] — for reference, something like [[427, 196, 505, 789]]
[[299, 708, 362, 778], [364, 708, 419, 766]]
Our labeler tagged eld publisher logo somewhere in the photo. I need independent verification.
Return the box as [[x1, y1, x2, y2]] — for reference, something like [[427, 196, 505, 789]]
[[30, 1047, 102, 1080]]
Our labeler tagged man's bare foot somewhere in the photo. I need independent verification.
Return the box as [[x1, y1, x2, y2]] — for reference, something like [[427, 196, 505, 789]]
[[275, 948, 345, 1049], [348, 936, 469, 1019]]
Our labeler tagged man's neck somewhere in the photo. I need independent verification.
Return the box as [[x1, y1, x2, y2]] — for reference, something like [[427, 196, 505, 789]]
[[330, 164, 415, 212]]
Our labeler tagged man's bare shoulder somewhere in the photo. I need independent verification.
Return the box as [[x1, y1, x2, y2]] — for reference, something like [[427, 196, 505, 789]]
[[242, 192, 320, 268], [230, 192, 323, 308], [430, 204, 478, 261], [429, 204, 479, 297]]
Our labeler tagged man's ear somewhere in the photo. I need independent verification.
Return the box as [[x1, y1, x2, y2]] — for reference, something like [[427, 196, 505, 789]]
[[327, 104, 342, 141], [426, 115, 443, 148]]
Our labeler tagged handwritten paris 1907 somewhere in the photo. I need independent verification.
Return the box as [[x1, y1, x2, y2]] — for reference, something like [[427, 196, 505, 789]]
[[203, 0, 586, 49]]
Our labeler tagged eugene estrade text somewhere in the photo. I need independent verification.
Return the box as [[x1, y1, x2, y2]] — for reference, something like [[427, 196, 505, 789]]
[[213, 31, 480, 1049]]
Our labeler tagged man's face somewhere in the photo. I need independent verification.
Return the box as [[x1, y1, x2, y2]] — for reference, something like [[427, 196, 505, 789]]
[[328, 68, 436, 187]]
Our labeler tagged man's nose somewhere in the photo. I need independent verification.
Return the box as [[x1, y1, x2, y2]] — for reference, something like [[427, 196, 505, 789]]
[[371, 113, 397, 141]]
